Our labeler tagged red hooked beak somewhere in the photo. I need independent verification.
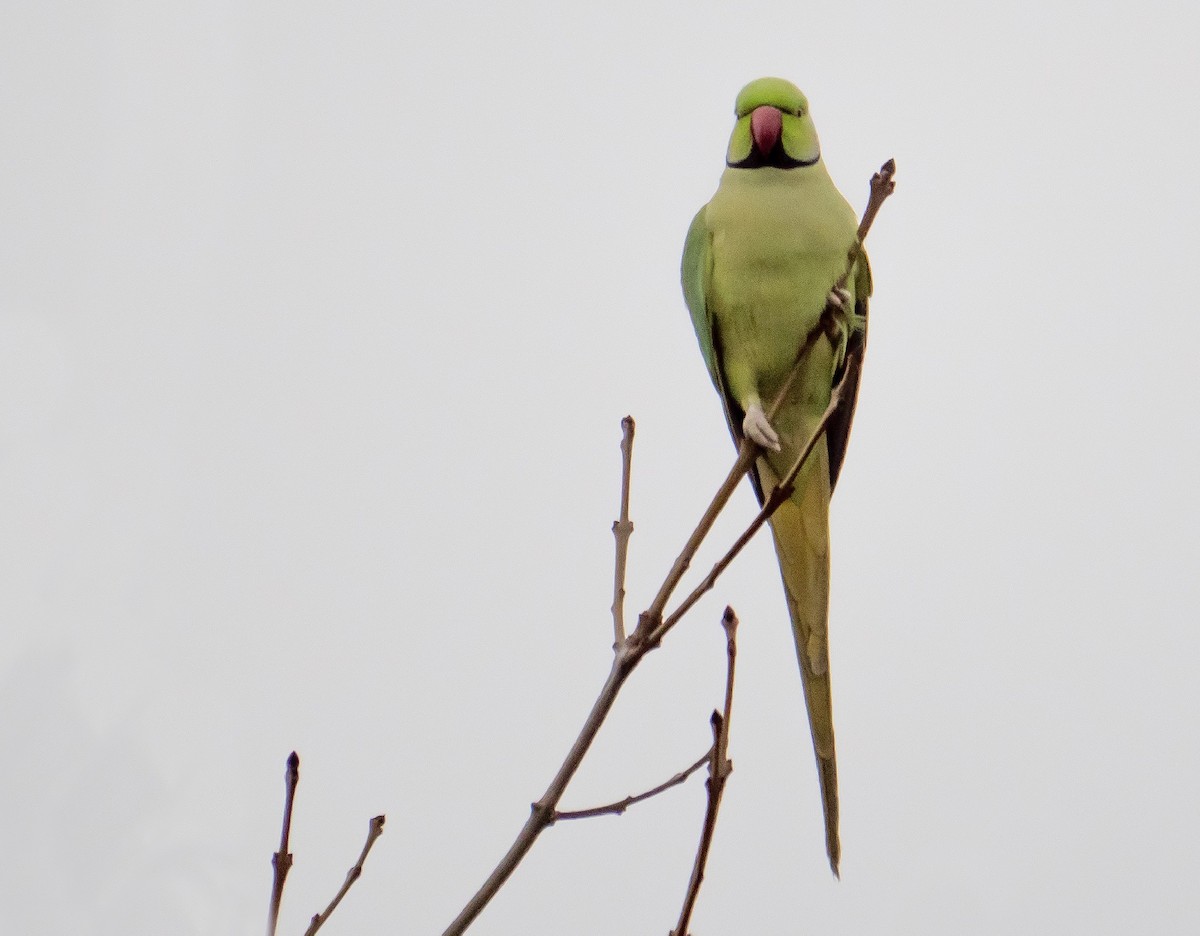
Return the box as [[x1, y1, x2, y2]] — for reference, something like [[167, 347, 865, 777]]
[[750, 105, 782, 155]]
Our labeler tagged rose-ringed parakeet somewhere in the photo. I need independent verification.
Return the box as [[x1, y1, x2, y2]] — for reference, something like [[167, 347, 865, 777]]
[[681, 77, 871, 876]]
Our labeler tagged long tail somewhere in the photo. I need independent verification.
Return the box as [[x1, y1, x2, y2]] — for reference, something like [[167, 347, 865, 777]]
[[757, 437, 839, 876]]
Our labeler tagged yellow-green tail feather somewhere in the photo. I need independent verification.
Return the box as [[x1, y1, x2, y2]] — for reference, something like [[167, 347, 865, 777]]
[[758, 437, 840, 876]]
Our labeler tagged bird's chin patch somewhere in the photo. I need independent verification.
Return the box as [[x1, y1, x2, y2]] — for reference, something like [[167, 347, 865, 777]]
[[727, 145, 820, 170]]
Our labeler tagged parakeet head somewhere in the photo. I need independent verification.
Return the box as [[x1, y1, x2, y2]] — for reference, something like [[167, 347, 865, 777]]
[[726, 77, 820, 169]]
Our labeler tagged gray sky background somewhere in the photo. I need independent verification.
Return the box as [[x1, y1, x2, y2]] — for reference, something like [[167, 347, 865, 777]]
[[3, 1, 1198, 933]]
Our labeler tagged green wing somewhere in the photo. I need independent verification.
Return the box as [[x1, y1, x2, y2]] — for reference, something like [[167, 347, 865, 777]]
[[682, 206, 746, 442], [682, 205, 766, 500], [682, 207, 720, 389], [826, 252, 872, 492]]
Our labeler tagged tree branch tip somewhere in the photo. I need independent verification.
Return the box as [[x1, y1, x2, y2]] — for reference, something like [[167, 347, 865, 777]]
[[872, 158, 897, 195], [287, 751, 300, 770], [720, 607, 739, 642], [611, 416, 637, 648]]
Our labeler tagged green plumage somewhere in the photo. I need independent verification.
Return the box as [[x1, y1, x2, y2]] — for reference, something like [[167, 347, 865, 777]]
[[682, 78, 871, 876]]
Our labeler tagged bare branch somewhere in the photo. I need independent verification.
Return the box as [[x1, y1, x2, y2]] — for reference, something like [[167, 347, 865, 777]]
[[267, 751, 300, 936], [671, 607, 739, 936], [441, 658, 634, 936], [611, 416, 636, 649], [554, 750, 711, 822], [303, 815, 387, 936], [631, 443, 757, 646]]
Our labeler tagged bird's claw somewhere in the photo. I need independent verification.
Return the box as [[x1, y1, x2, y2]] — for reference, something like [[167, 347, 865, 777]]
[[825, 286, 852, 314], [743, 402, 781, 451], [824, 286, 863, 345]]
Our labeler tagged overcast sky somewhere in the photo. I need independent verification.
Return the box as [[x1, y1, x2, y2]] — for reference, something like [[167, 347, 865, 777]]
[[3, 1, 1198, 933]]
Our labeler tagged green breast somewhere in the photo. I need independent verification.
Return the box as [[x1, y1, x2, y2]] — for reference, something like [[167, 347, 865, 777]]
[[706, 165, 857, 388]]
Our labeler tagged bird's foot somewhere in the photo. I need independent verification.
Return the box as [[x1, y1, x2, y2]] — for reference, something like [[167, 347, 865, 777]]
[[825, 286, 852, 314], [824, 286, 860, 337], [743, 402, 781, 451]]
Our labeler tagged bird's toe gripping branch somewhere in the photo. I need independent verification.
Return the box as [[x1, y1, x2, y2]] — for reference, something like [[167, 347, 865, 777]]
[[824, 286, 861, 335], [825, 286, 851, 314], [742, 402, 782, 451], [821, 286, 861, 370]]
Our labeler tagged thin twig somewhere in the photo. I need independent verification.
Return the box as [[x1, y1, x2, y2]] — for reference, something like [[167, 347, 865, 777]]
[[303, 815, 387, 936], [441, 658, 635, 936], [851, 158, 897, 263], [554, 750, 711, 822], [611, 416, 636, 649], [671, 607, 739, 936], [718, 608, 737, 763], [440, 160, 894, 936], [267, 751, 300, 936], [630, 444, 756, 645]]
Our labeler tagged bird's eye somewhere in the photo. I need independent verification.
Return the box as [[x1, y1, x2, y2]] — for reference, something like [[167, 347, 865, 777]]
[[794, 109, 805, 118]]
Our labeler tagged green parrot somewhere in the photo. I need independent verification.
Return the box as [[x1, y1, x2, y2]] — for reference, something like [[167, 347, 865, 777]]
[[681, 77, 871, 876]]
